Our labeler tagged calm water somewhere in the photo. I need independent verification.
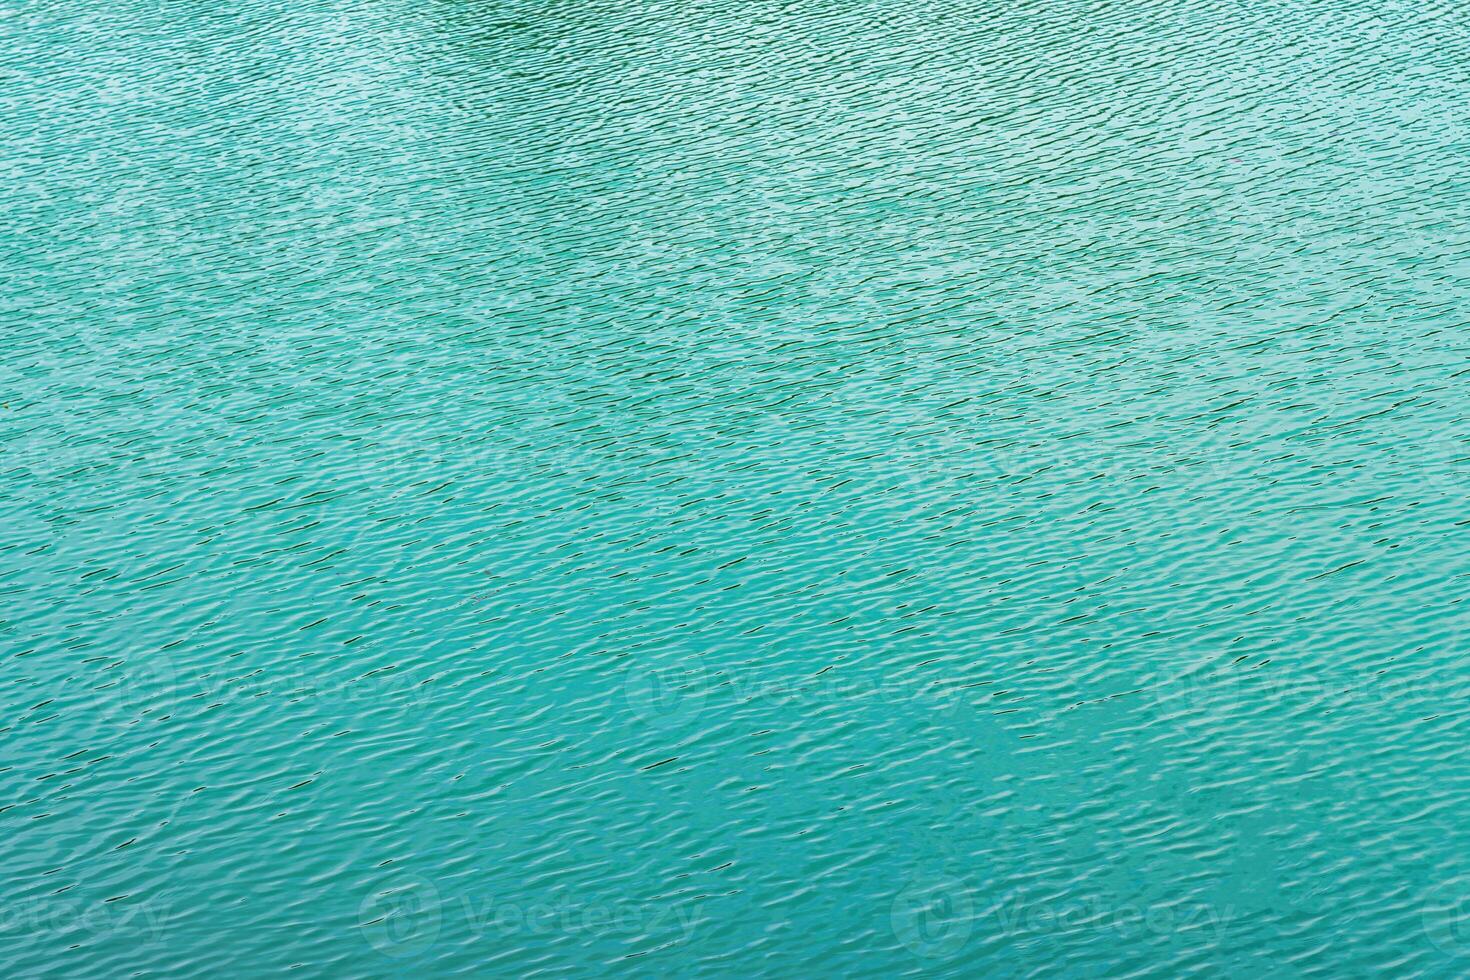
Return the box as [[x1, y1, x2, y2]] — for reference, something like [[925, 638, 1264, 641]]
[[4, 0, 1469, 975]]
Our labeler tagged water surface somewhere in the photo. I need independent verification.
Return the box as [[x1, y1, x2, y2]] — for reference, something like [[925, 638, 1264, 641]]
[[3, 0, 1469, 975]]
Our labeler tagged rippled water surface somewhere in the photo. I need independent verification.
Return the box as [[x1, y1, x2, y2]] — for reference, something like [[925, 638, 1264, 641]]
[[4, 0, 1470, 975]]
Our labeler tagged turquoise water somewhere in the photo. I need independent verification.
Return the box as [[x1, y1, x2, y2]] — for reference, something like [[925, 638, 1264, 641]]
[[4, 0, 1469, 974]]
